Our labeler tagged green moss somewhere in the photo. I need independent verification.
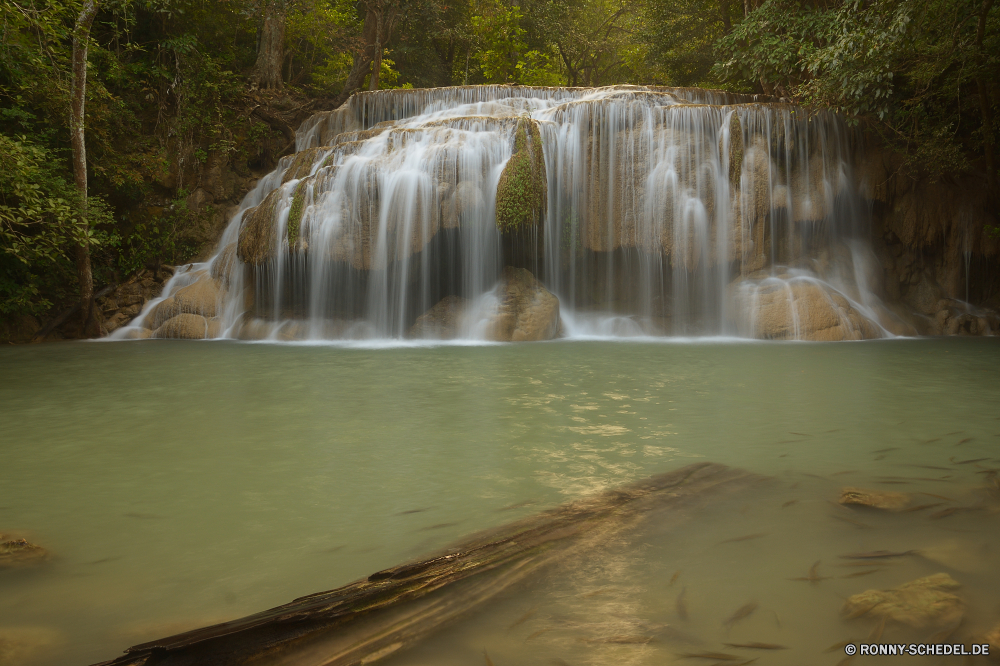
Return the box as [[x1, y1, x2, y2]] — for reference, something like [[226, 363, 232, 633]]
[[727, 111, 744, 188], [495, 117, 547, 233], [287, 181, 307, 247]]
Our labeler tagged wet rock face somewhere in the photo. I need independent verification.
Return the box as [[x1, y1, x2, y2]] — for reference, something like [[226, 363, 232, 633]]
[[842, 573, 964, 635], [409, 295, 469, 339], [732, 278, 883, 341], [153, 313, 212, 339], [484, 267, 560, 342], [409, 268, 560, 342], [839, 487, 910, 511], [98, 267, 174, 336], [130, 271, 227, 338]]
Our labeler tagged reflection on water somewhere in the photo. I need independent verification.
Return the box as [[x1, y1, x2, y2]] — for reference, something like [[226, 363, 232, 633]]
[[0, 338, 998, 665]]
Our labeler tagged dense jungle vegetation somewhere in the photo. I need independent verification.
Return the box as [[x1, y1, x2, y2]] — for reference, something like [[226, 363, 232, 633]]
[[1, 0, 998, 337]]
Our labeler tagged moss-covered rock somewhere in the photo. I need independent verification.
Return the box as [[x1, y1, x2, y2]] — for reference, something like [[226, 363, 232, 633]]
[[281, 147, 325, 184], [722, 111, 743, 188], [495, 117, 547, 233], [287, 180, 306, 247], [237, 189, 281, 264]]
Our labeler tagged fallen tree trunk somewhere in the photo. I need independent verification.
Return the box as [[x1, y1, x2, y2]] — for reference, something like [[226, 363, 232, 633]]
[[94, 462, 761, 666]]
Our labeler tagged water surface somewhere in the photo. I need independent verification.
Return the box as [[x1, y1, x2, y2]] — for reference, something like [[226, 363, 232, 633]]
[[1, 338, 998, 664]]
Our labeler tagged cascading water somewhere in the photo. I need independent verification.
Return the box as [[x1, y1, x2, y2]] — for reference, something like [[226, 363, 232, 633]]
[[115, 85, 898, 342]]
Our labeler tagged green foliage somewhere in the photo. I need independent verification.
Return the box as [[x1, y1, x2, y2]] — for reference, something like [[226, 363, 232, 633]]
[[645, 0, 742, 86], [714, 0, 999, 179], [0, 134, 94, 316]]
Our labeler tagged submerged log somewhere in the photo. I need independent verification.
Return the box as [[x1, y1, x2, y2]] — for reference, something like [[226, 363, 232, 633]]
[[94, 462, 760, 666]]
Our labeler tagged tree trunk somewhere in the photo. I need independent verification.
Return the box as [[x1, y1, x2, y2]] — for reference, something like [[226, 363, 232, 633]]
[[252, 0, 286, 90], [369, 9, 383, 90], [332, 0, 397, 106], [975, 0, 996, 191], [719, 0, 732, 34], [71, 0, 100, 338]]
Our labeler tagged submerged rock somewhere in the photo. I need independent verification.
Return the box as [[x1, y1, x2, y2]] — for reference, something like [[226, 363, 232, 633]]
[[0, 537, 48, 567], [839, 487, 910, 511], [842, 573, 964, 633], [984, 622, 1000, 662], [920, 539, 993, 574], [0, 626, 61, 663]]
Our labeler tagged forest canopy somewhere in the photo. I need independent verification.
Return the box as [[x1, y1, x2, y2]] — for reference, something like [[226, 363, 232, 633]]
[[1, 0, 998, 327]]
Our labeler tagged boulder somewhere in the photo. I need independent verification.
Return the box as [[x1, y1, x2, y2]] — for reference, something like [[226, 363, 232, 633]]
[[839, 487, 910, 511], [495, 117, 547, 233], [237, 188, 282, 265], [842, 573, 964, 634], [733, 278, 883, 341], [484, 267, 560, 342], [173, 275, 223, 318], [103, 312, 130, 334], [143, 297, 180, 330], [152, 313, 209, 339], [410, 296, 470, 339], [0, 537, 48, 567]]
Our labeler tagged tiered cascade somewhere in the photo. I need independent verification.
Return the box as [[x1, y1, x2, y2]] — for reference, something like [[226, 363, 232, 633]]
[[117, 85, 894, 342]]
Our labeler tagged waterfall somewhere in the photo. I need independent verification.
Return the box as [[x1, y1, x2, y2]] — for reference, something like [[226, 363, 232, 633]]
[[115, 85, 896, 342]]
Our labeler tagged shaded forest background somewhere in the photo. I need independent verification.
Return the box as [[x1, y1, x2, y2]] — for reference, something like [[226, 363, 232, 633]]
[[1, 0, 998, 336]]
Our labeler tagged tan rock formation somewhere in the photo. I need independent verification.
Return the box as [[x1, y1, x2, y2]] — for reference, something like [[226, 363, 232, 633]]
[[143, 297, 179, 330], [237, 188, 282, 265], [409, 295, 469, 339], [211, 243, 238, 288], [153, 313, 210, 339], [734, 278, 883, 341], [842, 573, 964, 634], [98, 268, 173, 335], [173, 275, 223, 318], [839, 487, 910, 510], [484, 267, 560, 342]]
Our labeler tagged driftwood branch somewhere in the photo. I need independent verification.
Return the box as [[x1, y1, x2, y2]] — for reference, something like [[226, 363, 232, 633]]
[[93, 462, 759, 666]]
